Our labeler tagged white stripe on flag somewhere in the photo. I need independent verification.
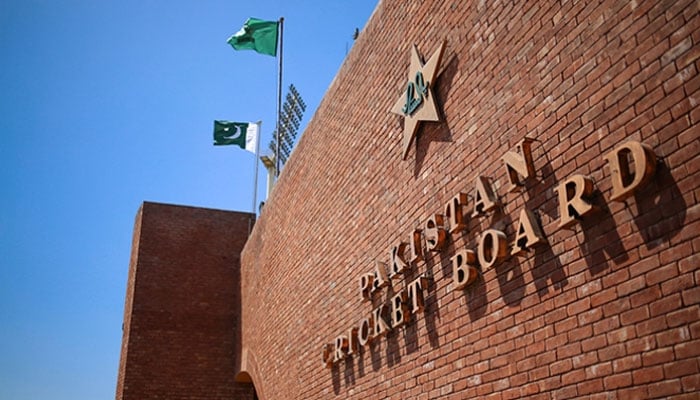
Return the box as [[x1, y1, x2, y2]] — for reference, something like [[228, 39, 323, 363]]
[[245, 122, 259, 154]]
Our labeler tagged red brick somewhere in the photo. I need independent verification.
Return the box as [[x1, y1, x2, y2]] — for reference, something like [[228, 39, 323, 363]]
[[612, 354, 642, 373], [643, 347, 675, 366], [577, 307, 603, 326], [603, 372, 633, 390], [681, 285, 700, 307], [554, 385, 577, 399], [662, 273, 696, 296], [607, 326, 636, 345], [647, 263, 680, 285], [648, 378, 683, 398], [554, 315, 578, 335], [674, 339, 700, 360], [577, 378, 604, 395], [630, 285, 663, 308], [681, 373, 700, 392], [691, 321, 700, 339], [657, 326, 692, 347], [549, 359, 573, 376], [620, 306, 650, 326], [572, 351, 598, 369], [562, 368, 585, 386], [598, 343, 627, 362], [664, 358, 699, 379], [590, 287, 617, 308], [633, 365, 665, 385], [557, 342, 581, 359], [617, 275, 647, 297], [603, 298, 631, 318], [617, 386, 649, 400], [670, 393, 700, 400], [662, 37, 694, 66], [625, 335, 657, 354], [666, 306, 700, 328], [650, 293, 683, 317]]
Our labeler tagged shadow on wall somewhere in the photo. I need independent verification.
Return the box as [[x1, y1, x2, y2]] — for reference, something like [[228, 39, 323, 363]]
[[577, 159, 686, 275], [412, 54, 459, 178], [578, 188, 630, 275], [632, 161, 686, 249], [529, 151, 568, 297]]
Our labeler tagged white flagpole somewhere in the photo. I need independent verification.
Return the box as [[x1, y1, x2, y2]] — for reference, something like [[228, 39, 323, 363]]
[[252, 121, 261, 215]]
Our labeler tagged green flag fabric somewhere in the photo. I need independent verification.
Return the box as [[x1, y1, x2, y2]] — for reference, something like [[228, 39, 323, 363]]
[[213, 121, 260, 153], [227, 18, 279, 57]]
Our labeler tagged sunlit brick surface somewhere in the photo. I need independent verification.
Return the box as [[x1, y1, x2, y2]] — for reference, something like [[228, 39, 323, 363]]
[[116, 202, 256, 400], [240, 1, 700, 399]]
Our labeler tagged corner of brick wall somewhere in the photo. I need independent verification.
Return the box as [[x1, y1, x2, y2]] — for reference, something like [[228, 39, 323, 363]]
[[116, 202, 256, 400]]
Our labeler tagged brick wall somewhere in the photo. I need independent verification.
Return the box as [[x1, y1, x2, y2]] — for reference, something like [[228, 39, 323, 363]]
[[116, 202, 256, 400], [241, 0, 699, 399]]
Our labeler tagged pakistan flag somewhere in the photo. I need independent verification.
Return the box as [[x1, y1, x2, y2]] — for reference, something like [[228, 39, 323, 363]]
[[213, 121, 260, 153]]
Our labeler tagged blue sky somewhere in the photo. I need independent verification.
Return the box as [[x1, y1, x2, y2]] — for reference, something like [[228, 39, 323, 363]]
[[0, 1, 377, 398]]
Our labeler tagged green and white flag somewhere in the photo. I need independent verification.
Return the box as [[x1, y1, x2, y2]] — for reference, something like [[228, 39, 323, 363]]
[[227, 18, 279, 57], [213, 120, 259, 153]]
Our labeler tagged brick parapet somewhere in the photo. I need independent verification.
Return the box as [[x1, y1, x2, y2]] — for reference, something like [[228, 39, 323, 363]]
[[116, 202, 256, 400]]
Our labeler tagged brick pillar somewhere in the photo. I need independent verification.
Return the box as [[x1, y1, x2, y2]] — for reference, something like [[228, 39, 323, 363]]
[[115, 202, 256, 399]]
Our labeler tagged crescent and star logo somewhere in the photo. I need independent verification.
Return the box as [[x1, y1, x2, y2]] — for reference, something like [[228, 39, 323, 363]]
[[391, 41, 446, 160], [222, 124, 243, 140]]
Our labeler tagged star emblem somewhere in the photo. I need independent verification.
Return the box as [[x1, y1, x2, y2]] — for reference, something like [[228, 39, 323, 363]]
[[391, 41, 446, 160]]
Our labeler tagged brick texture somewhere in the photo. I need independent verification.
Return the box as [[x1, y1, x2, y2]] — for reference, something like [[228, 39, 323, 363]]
[[240, 0, 700, 399], [115, 202, 256, 400]]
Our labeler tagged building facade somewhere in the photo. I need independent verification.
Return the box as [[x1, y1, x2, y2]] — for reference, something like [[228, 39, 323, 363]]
[[115, 203, 256, 399], [117, 0, 700, 398]]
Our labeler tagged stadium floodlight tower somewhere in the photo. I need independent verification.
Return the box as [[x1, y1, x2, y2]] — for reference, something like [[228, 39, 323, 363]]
[[259, 84, 306, 207]]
